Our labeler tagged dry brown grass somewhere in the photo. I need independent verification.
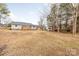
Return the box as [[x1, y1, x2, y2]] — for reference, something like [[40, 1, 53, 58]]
[[0, 29, 79, 56]]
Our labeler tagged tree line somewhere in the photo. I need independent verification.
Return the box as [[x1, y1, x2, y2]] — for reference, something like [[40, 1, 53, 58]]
[[38, 3, 79, 35]]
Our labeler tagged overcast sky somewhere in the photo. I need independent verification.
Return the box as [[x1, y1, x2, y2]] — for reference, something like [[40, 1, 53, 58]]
[[7, 3, 49, 25]]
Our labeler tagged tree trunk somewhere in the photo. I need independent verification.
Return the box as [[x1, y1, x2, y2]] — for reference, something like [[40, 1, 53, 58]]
[[59, 19, 62, 32], [73, 8, 77, 35], [65, 18, 68, 32], [56, 20, 60, 32]]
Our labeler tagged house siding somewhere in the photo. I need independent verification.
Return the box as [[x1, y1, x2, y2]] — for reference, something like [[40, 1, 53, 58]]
[[11, 25, 22, 30], [22, 25, 31, 30]]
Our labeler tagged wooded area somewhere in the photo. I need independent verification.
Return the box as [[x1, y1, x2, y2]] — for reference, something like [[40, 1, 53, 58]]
[[39, 3, 79, 35]]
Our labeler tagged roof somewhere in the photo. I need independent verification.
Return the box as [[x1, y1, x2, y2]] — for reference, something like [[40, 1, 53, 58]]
[[11, 22, 33, 26], [32, 24, 40, 27]]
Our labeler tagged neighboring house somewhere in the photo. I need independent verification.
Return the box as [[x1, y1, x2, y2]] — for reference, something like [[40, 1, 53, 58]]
[[10, 22, 41, 30], [0, 22, 41, 30]]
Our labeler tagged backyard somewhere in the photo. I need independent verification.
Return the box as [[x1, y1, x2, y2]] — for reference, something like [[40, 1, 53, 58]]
[[0, 29, 79, 56]]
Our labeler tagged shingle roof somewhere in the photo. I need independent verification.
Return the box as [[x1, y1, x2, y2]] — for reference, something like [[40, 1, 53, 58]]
[[11, 22, 33, 26]]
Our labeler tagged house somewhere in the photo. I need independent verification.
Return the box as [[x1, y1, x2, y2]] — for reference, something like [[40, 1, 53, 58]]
[[10, 22, 41, 30], [10, 22, 32, 30]]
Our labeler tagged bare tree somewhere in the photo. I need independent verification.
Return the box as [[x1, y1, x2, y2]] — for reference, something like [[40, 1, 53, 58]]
[[72, 4, 78, 35], [38, 4, 51, 31]]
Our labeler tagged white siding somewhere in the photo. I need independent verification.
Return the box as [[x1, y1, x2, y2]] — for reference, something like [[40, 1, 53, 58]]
[[31, 26, 37, 30], [11, 25, 22, 30]]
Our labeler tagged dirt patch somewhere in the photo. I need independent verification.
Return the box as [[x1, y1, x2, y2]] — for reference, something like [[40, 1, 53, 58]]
[[0, 44, 7, 55]]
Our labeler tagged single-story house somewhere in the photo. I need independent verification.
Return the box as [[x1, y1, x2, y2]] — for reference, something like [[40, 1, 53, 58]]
[[10, 22, 41, 30]]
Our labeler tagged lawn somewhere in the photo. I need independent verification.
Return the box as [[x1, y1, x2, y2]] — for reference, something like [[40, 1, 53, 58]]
[[0, 29, 79, 56]]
